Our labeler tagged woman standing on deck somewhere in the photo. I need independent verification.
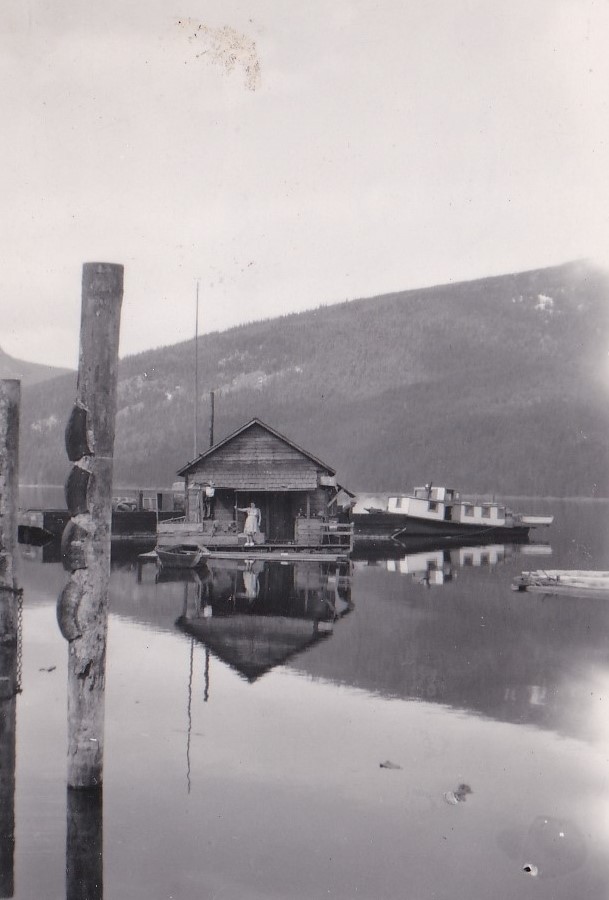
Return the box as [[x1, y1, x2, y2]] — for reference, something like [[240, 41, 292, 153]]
[[236, 501, 261, 546]]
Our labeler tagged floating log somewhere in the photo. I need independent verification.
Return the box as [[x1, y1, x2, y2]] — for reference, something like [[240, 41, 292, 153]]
[[513, 569, 609, 596]]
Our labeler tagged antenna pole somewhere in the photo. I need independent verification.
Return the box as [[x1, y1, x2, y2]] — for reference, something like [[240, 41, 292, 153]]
[[194, 280, 199, 459], [209, 391, 215, 448]]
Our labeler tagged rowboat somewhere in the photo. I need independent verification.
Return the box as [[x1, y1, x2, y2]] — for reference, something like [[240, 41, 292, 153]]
[[155, 544, 208, 568]]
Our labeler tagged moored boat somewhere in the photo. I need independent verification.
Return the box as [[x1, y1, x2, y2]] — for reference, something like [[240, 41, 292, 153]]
[[156, 544, 208, 568], [353, 485, 553, 543]]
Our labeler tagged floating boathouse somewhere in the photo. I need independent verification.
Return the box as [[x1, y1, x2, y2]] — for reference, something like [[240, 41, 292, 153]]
[[159, 418, 354, 550]]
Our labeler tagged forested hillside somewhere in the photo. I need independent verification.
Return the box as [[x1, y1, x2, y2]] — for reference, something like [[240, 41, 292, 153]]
[[18, 259, 609, 497]]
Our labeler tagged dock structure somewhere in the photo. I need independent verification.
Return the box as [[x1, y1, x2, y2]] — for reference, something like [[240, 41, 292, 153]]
[[57, 262, 123, 790], [158, 418, 354, 553], [19, 485, 182, 549]]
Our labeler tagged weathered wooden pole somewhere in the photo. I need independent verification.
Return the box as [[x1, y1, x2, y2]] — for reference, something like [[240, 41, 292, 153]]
[[57, 263, 123, 789], [0, 644, 16, 898], [66, 786, 103, 900], [0, 379, 20, 898], [0, 380, 20, 639]]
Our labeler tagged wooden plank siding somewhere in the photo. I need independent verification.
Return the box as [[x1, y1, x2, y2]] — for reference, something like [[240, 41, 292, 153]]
[[186, 423, 331, 491]]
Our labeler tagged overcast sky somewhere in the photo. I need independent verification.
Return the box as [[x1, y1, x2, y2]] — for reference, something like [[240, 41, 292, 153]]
[[2, 0, 609, 368]]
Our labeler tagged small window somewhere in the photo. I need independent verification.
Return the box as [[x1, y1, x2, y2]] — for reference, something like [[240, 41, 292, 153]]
[[429, 501, 438, 512], [482, 507, 491, 518], [464, 506, 474, 516]]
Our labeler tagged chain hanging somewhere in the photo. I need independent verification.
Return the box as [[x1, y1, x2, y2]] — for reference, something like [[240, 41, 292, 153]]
[[15, 585, 23, 694]]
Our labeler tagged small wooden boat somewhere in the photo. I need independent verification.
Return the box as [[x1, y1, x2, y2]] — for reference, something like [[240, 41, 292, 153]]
[[512, 569, 609, 597], [156, 544, 208, 568]]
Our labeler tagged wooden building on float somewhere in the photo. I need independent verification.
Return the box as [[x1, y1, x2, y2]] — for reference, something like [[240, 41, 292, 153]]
[[157, 418, 354, 550]]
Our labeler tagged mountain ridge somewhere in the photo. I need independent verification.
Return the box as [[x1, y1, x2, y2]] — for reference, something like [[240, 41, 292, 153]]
[[0, 346, 72, 387], [16, 258, 609, 497]]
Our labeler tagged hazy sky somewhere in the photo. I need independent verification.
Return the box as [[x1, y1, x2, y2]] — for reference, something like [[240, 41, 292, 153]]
[[3, 0, 609, 367]]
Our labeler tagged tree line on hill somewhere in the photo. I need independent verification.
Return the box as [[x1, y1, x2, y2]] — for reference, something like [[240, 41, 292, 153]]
[[17, 259, 609, 498]]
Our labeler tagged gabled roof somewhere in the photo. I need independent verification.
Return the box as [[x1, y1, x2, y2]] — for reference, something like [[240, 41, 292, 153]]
[[177, 417, 336, 477]]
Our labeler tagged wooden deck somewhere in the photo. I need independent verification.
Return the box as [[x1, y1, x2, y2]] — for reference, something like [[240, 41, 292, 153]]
[[157, 516, 354, 553], [143, 547, 350, 564]]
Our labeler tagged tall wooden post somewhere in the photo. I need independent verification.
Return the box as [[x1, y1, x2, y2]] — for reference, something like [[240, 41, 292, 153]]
[[0, 379, 20, 639], [0, 379, 20, 897], [57, 263, 123, 789], [0, 644, 16, 899]]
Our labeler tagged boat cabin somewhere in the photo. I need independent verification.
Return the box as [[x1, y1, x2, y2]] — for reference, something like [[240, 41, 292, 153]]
[[388, 486, 459, 522], [387, 487, 513, 527], [451, 501, 510, 527], [173, 419, 354, 548]]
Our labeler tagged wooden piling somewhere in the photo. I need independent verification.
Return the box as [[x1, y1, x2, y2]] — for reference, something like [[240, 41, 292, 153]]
[[0, 380, 20, 897], [66, 786, 103, 900], [0, 641, 16, 899], [0, 379, 20, 642], [57, 263, 123, 789]]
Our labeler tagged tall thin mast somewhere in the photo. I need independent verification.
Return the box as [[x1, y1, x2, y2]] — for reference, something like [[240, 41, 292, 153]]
[[209, 390, 215, 448], [194, 279, 200, 459]]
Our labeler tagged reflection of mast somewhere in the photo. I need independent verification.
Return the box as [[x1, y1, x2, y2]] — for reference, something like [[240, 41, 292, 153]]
[[186, 637, 194, 795], [204, 647, 210, 702]]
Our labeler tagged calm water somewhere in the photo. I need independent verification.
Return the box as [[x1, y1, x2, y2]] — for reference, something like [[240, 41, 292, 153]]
[[6, 499, 609, 899]]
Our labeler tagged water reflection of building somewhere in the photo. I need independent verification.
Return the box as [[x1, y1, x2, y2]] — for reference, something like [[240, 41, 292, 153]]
[[175, 560, 353, 682], [107, 542, 606, 740]]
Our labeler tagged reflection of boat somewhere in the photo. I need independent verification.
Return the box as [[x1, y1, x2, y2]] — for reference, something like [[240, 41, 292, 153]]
[[386, 549, 452, 585], [155, 565, 206, 583], [381, 541, 553, 586], [353, 485, 553, 544], [351, 532, 539, 561], [156, 545, 208, 568]]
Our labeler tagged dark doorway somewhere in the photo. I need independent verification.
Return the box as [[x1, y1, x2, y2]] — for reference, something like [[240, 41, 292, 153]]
[[266, 494, 296, 542]]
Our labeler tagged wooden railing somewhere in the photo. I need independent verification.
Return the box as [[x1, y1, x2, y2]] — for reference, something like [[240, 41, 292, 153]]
[[295, 518, 353, 550]]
